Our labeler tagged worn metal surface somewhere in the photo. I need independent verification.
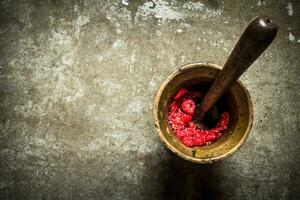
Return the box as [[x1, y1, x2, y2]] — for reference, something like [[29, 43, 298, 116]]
[[0, 0, 299, 199]]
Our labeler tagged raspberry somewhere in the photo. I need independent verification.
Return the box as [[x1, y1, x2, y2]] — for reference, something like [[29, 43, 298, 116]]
[[168, 111, 185, 130], [207, 128, 219, 135], [181, 99, 196, 115], [205, 134, 217, 142], [170, 122, 185, 131], [188, 121, 197, 129], [194, 129, 206, 138], [174, 88, 187, 100], [185, 127, 196, 137], [168, 109, 192, 130], [216, 112, 229, 131], [176, 130, 187, 139], [181, 137, 194, 147], [168, 88, 230, 147], [194, 137, 206, 146], [169, 101, 179, 112], [179, 110, 193, 123]]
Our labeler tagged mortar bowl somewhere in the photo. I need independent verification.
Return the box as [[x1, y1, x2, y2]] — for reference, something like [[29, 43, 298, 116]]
[[153, 63, 253, 163]]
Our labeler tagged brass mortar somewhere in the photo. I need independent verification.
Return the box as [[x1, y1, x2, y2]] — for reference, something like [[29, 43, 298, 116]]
[[153, 63, 253, 164]]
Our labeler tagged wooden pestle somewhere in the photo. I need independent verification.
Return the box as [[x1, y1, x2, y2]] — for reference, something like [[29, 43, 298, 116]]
[[199, 16, 278, 120]]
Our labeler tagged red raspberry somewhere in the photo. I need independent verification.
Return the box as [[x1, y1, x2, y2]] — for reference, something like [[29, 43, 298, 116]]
[[178, 109, 193, 123], [216, 112, 229, 131], [168, 112, 185, 129], [207, 128, 219, 135], [181, 137, 194, 147], [205, 134, 217, 142], [170, 122, 185, 131], [185, 127, 196, 137], [194, 129, 206, 138], [194, 137, 206, 146], [181, 99, 196, 115], [188, 121, 197, 129], [168, 88, 230, 147], [175, 129, 187, 139], [169, 101, 179, 112], [174, 88, 187, 100]]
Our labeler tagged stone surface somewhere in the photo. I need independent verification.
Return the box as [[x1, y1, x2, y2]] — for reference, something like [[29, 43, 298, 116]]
[[0, 0, 299, 199]]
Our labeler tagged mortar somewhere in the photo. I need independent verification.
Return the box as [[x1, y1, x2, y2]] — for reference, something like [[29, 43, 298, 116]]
[[153, 63, 253, 163], [152, 16, 277, 163]]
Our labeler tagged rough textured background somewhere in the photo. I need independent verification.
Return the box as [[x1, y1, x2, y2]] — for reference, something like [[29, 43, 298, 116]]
[[0, 0, 299, 199]]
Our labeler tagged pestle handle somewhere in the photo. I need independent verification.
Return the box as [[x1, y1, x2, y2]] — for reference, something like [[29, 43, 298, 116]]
[[199, 16, 278, 120]]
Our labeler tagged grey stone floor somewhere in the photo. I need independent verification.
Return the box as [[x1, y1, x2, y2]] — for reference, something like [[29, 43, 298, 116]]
[[0, 0, 299, 199]]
